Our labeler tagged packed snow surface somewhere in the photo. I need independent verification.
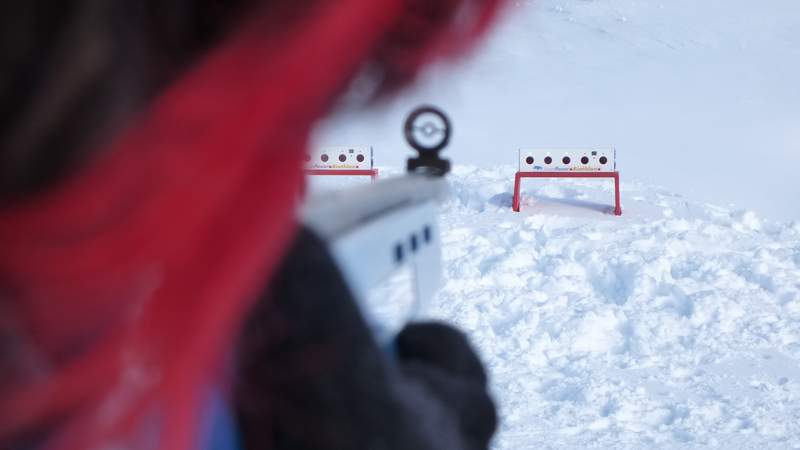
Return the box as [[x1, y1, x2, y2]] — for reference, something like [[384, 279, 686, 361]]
[[433, 167, 800, 449], [316, 0, 800, 220], [312, 0, 800, 446], [310, 168, 800, 449]]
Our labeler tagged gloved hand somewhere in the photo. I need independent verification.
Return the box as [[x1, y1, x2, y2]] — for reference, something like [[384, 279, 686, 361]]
[[236, 229, 498, 450], [395, 322, 497, 450]]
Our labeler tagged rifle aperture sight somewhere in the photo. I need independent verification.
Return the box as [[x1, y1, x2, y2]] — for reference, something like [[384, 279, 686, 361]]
[[404, 106, 451, 176]]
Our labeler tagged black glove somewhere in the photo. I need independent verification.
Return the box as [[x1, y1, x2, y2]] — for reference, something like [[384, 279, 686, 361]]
[[235, 228, 497, 450], [396, 323, 497, 450]]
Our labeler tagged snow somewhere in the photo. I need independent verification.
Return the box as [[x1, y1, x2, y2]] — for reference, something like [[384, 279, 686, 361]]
[[316, 0, 800, 221], [310, 167, 800, 448], [426, 166, 800, 449], [310, 0, 800, 447]]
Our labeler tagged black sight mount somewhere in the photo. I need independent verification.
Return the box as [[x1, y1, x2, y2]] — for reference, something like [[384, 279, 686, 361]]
[[404, 106, 452, 176]]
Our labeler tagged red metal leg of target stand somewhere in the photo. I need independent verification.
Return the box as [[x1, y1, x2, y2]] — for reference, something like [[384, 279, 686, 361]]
[[512, 171, 622, 216], [613, 172, 622, 216]]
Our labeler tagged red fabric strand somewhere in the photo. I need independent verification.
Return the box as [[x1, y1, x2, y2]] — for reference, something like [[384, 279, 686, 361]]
[[0, 1, 506, 449]]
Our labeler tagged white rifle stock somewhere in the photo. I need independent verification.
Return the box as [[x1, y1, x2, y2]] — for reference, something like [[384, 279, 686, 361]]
[[302, 106, 453, 345], [301, 175, 448, 344]]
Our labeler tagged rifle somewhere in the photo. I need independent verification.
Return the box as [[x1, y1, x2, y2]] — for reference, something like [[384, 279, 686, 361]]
[[302, 106, 452, 344]]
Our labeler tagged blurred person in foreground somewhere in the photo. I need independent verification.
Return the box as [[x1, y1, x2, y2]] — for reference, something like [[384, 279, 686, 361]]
[[0, 1, 505, 449]]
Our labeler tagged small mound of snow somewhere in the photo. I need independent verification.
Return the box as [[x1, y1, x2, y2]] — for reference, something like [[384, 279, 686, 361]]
[[424, 167, 800, 449], [309, 166, 800, 449]]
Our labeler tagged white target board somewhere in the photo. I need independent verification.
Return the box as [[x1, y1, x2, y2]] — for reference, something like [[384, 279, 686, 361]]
[[306, 146, 373, 170], [518, 148, 616, 173]]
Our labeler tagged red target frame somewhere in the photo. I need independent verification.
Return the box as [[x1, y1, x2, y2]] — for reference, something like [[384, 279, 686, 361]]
[[513, 171, 622, 216], [305, 168, 379, 181]]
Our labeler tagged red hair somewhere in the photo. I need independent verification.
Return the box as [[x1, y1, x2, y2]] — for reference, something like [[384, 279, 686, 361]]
[[0, 1, 505, 449]]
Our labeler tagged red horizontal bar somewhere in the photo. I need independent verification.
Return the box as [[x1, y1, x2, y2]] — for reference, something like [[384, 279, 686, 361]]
[[305, 169, 378, 177], [514, 171, 621, 215], [517, 171, 618, 178]]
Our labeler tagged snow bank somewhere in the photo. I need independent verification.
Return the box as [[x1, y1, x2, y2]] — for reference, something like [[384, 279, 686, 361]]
[[315, 0, 800, 220], [310, 167, 800, 448], [309, 0, 800, 443], [428, 166, 800, 449]]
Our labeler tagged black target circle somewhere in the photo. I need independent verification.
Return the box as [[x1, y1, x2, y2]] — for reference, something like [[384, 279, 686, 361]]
[[404, 106, 452, 154]]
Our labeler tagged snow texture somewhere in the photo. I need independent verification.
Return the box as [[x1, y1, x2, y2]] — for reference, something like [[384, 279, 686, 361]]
[[309, 167, 800, 449], [311, 0, 800, 447], [316, 0, 800, 221]]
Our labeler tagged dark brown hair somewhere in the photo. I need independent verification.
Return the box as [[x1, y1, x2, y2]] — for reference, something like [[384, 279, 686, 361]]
[[0, 1, 256, 201]]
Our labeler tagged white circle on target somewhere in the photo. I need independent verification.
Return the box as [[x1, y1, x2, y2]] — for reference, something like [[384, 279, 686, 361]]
[[412, 113, 447, 149]]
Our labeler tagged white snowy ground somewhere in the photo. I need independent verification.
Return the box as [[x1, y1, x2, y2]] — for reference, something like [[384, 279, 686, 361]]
[[433, 167, 800, 449], [309, 169, 800, 449], [312, 0, 800, 447], [316, 0, 800, 221]]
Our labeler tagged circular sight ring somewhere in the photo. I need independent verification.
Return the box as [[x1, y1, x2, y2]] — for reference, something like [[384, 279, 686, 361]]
[[403, 106, 452, 154]]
